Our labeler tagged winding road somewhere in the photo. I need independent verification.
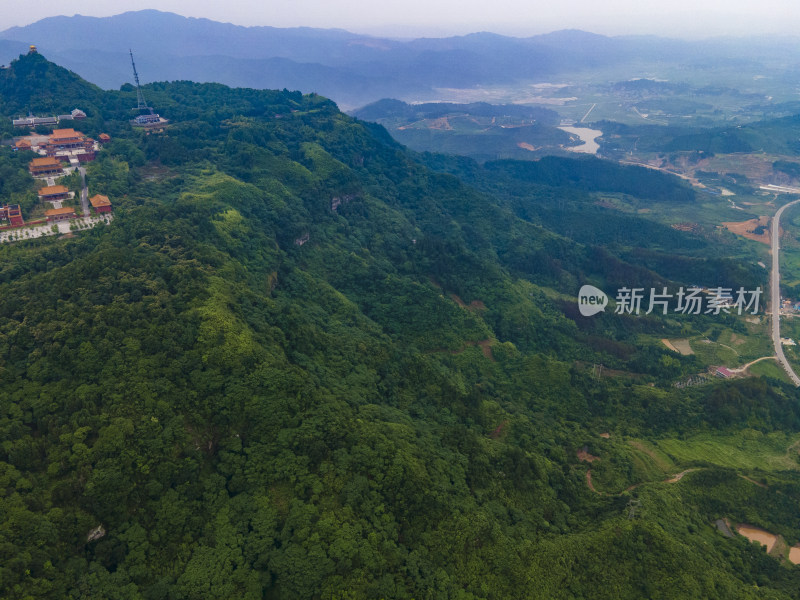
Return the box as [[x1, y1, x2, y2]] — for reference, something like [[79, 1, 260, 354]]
[[770, 198, 800, 386]]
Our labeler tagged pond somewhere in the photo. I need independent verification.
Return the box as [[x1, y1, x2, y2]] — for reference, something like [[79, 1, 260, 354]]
[[736, 524, 777, 552]]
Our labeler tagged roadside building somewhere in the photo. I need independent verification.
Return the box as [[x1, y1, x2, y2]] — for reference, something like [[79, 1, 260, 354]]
[[29, 156, 63, 177], [45, 207, 76, 222], [89, 194, 112, 214], [38, 185, 70, 202], [715, 367, 733, 379]]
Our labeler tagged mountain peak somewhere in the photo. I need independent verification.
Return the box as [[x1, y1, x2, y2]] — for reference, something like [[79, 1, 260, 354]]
[[0, 50, 102, 117]]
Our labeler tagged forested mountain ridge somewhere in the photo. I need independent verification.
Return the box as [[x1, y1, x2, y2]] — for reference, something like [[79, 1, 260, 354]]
[[2, 53, 800, 599]]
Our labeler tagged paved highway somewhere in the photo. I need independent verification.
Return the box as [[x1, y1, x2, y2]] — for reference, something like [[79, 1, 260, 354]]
[[770, 198, 800, 386]]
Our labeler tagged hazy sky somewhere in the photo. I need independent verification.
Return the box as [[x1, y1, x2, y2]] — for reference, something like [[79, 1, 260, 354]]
[[1, 0, 798, 38]]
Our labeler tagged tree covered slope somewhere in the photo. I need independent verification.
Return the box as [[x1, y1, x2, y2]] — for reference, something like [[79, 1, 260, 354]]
[[1, 53, 800, 599]]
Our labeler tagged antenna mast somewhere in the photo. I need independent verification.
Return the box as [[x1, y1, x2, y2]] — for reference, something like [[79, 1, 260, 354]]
[[129, 49, 153, 114]]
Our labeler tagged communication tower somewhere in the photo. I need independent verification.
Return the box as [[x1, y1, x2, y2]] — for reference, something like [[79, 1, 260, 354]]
[[128, 50, 167, 127]]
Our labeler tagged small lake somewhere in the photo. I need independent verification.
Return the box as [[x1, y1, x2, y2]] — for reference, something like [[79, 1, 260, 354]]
[[737, 524, 777, 552], [558, 126, 603, 155], [735, 523, 800, 564]]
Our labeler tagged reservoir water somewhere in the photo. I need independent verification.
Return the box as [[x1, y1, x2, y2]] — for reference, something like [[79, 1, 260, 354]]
[[736, 525, 777, 552], [558, 126, 603, 155]]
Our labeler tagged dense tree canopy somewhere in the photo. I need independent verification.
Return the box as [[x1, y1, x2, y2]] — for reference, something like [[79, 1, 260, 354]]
[[1, 52, 799, 599]]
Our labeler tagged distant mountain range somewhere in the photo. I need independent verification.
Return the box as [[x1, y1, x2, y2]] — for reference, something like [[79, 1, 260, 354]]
[[1, 10, 799, 109]]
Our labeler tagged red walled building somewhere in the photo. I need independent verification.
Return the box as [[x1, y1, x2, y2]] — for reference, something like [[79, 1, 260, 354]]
[[45, 207, 76, 222], [90, 194, 112, 214], [1, 204, 24, 227], [38, 185, 70, 202], [29, 156, 64, 176]]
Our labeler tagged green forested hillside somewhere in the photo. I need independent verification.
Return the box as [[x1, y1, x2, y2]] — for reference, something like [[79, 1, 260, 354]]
[[2, 53, 800, 599], [349, 100, 571, 162], [598, 116, 800, 158]]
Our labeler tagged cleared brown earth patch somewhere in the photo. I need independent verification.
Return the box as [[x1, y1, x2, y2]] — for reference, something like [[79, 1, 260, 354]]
[[426, 117, 452, 130], [661, 339, 679, 353], [671, 339, 694, 356], [722, 216, 771, 245], [696, 154, 775, 182], [671, 222, 702, 234], [490, 420, 509, 439], [476, 339, 495, 360], [577, 449, 600, 463], [665, 468, 698, 483], [450, 293, 466, 307], [517, 142, 540, 152], [450, 294, 487, 312], [586, 470, 599, 493]]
